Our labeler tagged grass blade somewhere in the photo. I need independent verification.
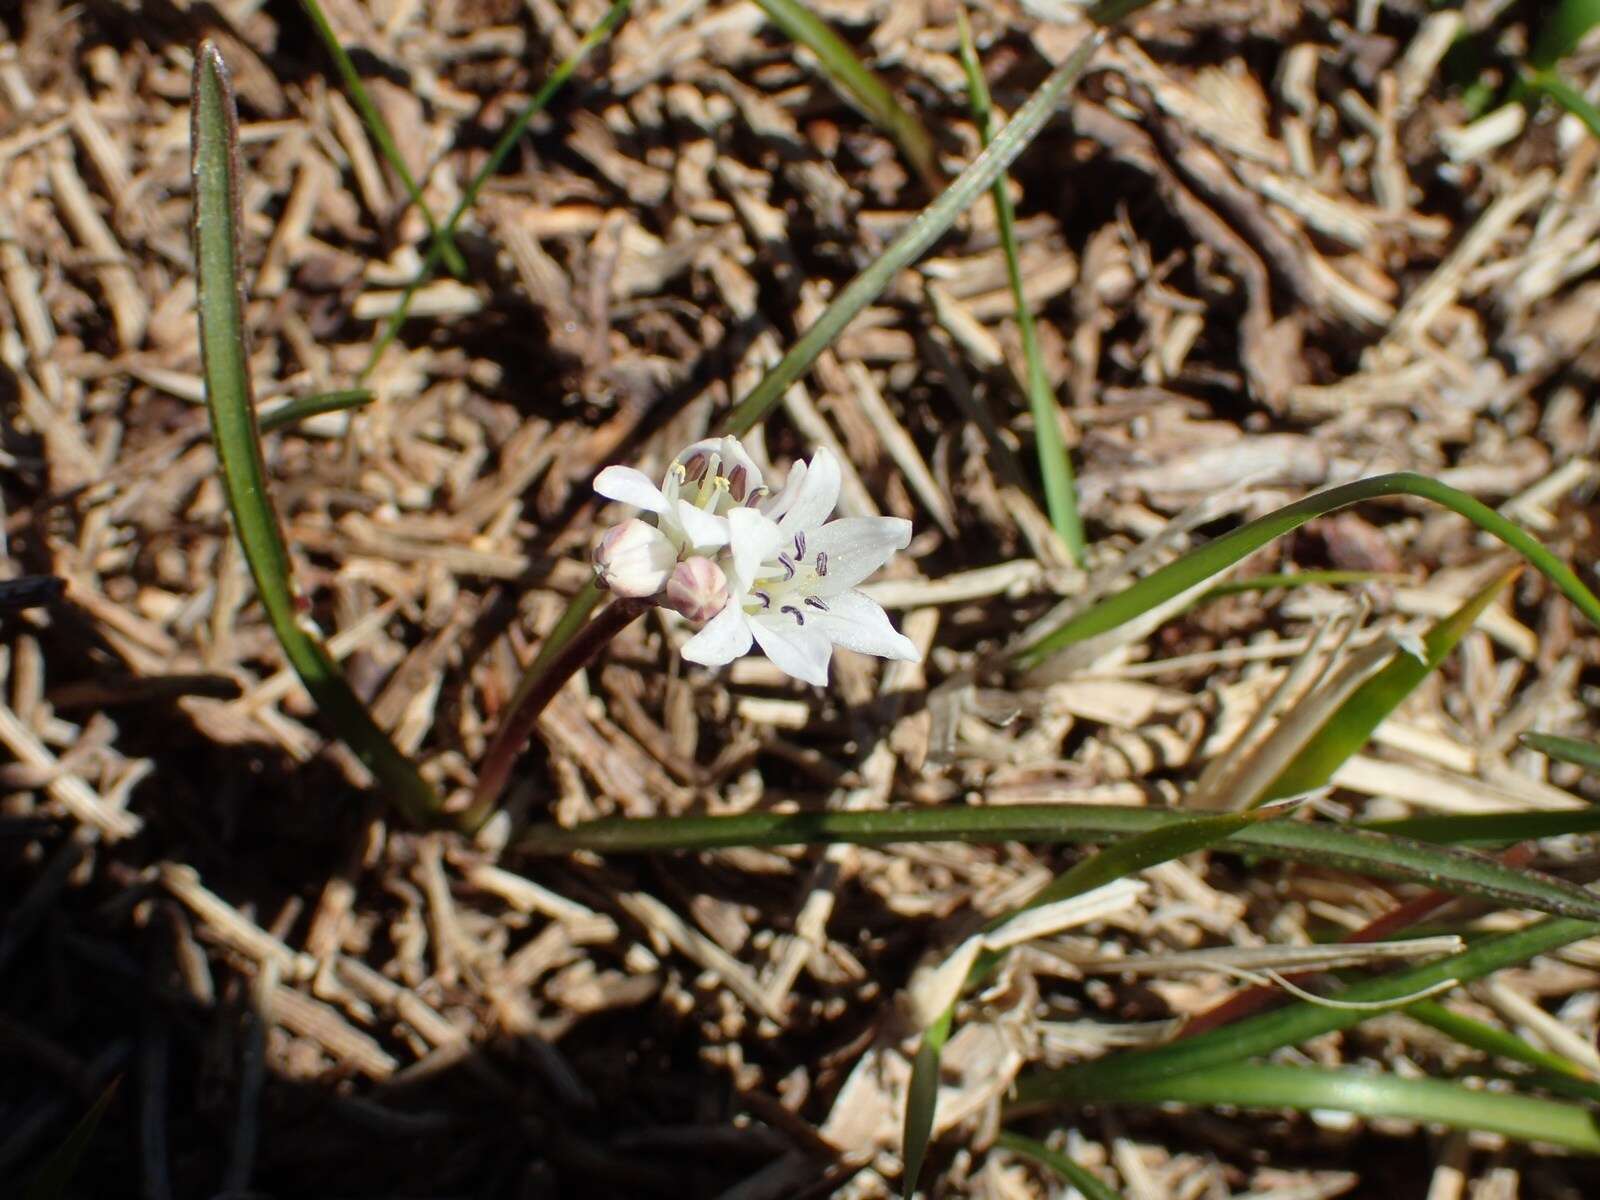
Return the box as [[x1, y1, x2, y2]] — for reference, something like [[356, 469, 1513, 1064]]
[[1254, 565, 1518, 806], [362, 0, 632, 377], [956, 11, 1084, 562], [753, 0, 941, 193], [1008, 915, 1600, 1111], [995, 1132, 1125, 1200], [718, 28, 1104, 438], [1523, 68, 1600, 140], [257, 387, 374, 434], [1407, 999, 1597, 1084], [192, 42, 442, 827], [517, 804, 1600, 922], [1013, 472, 1600, 670], [902, 811, 1258, 1196], [1522, 731, 1600, 774], [298, 0, 466, 277], [1366, 807, 1600, 844], [1032, 1062, 1600, 1153], [22, 1081, 119, 1200], [1531, 0, 1600, 71]]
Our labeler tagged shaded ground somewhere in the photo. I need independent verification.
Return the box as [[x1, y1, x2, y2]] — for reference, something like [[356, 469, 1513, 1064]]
[[3, 0, 1600, 1196]]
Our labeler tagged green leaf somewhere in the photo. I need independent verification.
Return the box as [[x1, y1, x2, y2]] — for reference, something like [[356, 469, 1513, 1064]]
[[1008, 915, 1600, 1112], [1522, 731, 1600, 774], [1523, 68, 1600, 140], [362, 0, 632, 377], [956, 12, 1084, 562], [1531, 0, 1600, 71], [717, 28, 1104, 438], [257, 388, 374, 434], [192, 42, 442, 826], [1407, 1000, 1597, 1084], [1256, 565, 1518, 805], [902, 810, 1258, 1197], [753, 0, 941, 194], [1029, 1062, 1600, 1154], [518, 803, 1600, 922], [22, 1081, 118, 1200], [1013, 473, 1600, 670], [1365, 807, 1600, 845], [995, 1131, 1125, 1200], [297, 0, 466, 276]]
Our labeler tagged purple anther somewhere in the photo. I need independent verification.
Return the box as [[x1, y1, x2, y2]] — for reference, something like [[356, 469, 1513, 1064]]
[[780, 605, 805, 625], [815, 552, 828, 577]]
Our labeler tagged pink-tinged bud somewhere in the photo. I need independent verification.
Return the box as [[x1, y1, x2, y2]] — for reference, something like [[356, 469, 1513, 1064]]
[[664, 556, 729, 624], [593, 519, 676, 598]]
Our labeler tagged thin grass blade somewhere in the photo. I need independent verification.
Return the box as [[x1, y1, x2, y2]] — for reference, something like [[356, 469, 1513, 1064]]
[[1407, 999, 1597, 1084], [1255, 565, 1518, 806], [518, 804, 1600, 921], [1009, 915, 1600, 1111], [1522, 731, 1600, 774], [297, 0, 465, 276], [362, 0, 632, 377], [902, 1006, 953, 1199], [754, 0, 941, 193], [1366, 807, 1600, 845], [1014, 473, 1600, 669], [192, 42, 441, 827], [956, 11, 1084, 562], [22, 1081, 119, 1200], [1531, 0, 1600, 70], [257, 388, 374, 434], [1034, 1062, 1600, 1153], [995, 1132, 1125, 1200], [1524, 68, 1600, 140], [719, 28, 1103, 437]]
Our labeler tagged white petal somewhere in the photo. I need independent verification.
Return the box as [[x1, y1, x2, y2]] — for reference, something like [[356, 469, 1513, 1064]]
[[806, 517, 913, 595], [676, 499, 731, 550], [810, 589, 921, 661], [728, 507, 782, 589], [751, 615, 833, 686], [759, 458, 807, 522], [711, 436, 764, 494], [594, 465, 668, 513], [775, 446, 842, 537], [682, 599, 753, 666]]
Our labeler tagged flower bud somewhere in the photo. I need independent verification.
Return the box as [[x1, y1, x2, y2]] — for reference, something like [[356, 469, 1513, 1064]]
[[593, 519, 676, 597], [664, 556, 729, 624]]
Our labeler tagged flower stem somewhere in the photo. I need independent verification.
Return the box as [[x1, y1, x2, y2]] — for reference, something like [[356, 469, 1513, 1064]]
[[463, 596, 647, 831]]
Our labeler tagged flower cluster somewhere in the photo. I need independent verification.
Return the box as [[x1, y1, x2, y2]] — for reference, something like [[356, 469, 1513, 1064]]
[[592, 437, 919, 685]]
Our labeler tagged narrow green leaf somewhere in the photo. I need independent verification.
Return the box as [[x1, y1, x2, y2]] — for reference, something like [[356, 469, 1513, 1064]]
[[1522, 731, 1600, 774], [257, 387, 374, 434], [1365, 807, 1600, 845], [1034, 1062, 1600, 1153], [753, 0, 941, 194], [1013, 473, 1600, 670], [1407, 1000, 1596, 1084], [996, 1132, 1125, 1200], [518, 804, 1600, 922], [1257, 565, 1518, 805], [903, 811, 1256, 1197], [1523, 68, 1600, 140], [1202, 569, 1406, 598], [22, 1082, 119, 1200], [298, 0, 466, 276], [957, 11, 1084, 562], [902, 1006, 953, 1199], [718, 28, 1104, 438], [192, 42, 441, 826], [1531, 0, 1600, 71], [362, 0, 632, 377], [1009, 915, 1600, 1111]]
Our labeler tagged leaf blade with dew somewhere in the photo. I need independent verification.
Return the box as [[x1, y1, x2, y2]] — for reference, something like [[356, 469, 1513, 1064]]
[[901, 810, 1259, 1197], [297, 0, 466, 277], [1026, 1062, 1600, 1154], [518, 803, 1600, 922], [1251, 565, 1519, 807], [22, 1081, 119, 1200], [1008, 914, 1600, 1112], [362, 0, 632, 377], [481, 29, 1105, 819], [994, 1132, 1126, 1200], [753, 0, 942, 194], [191, 42, 442, 827], [718, 28, 1104, 438], [956, 10, 1084, 562], [1013, 472, 1600, 670], [257, 388, 374, 434], [1522, 731, 1600, 774]]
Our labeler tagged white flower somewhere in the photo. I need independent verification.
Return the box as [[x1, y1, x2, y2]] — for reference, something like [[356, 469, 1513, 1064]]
[[593, 518, 677, 597], [593, 435, 766, 556], [680, 446, 920, 685]]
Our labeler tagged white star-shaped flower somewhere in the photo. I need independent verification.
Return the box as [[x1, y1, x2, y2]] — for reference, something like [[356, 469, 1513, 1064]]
[[680, 446, 920, 685], [592, 435, 765, 557]]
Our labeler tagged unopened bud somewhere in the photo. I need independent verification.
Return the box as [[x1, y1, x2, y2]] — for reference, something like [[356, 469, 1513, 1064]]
[[665, 556, 729, 624], [594, 519, 676, 597]]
